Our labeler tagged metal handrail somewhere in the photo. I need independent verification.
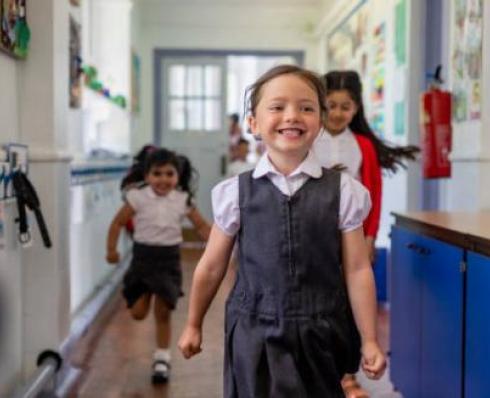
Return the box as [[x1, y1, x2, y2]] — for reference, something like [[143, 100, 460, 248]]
[[14, 350, 62, 398]]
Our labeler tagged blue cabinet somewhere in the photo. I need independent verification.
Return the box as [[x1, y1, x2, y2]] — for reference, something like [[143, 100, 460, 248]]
[[419, 233, 463, 398], [390, 226, 464, 398], [465, 252, 490, 397], [390, 227, 423, 398]]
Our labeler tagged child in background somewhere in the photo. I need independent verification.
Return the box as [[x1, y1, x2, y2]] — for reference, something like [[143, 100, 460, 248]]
[[226, 137, 254, 178], [106, 148, 210, 384], [228, 113, 244, 160], [313, 70, 418, 397], [120, 144, 158, 236], [178, 65, 385, 397], [313, 70, 419, 263]]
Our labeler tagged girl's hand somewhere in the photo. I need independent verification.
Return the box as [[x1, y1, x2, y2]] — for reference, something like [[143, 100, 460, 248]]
[[361, 340, 386, 379], [178, 325, 202, 359], [106, 250, 120, 264]]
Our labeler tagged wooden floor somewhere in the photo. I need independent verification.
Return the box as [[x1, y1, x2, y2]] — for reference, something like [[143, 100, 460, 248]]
[[68, 248, 399, 398]]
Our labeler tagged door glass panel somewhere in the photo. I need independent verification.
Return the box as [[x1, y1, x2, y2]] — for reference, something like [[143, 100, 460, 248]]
[[169, 99, 185, 130], [186, 66, 203, 96], [205, 65, 221, 96], [169, 65, 185, 96], [187, 100, 203, 130], [204, 99, 221, 131]]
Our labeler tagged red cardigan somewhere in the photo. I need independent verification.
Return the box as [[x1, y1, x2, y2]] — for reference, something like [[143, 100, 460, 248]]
[[354, 134, 382, 239]]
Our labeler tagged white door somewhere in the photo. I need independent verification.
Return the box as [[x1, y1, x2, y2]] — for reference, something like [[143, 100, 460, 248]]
[[158, 57, 228, 220]]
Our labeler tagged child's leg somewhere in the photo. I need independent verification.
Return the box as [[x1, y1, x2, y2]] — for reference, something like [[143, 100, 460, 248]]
[[153, 296, 171, 348], [129, 293, 152, 320], [152, 296, 172, 383]]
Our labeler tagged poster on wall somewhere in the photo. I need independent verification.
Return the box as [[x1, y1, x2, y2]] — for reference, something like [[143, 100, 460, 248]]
[[451, 0, 483, 122], [0, 0, 30, 58], [131, 51, 141, 114], [394, 0, 407, 66], [326, 0, 389, 137], [327, 0, 370, 80], [69, 15, 82, 108]]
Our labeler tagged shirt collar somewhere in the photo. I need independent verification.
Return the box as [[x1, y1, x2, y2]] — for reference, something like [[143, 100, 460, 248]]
[[144, 185, 175, 199], [252, 151, 322, 179], [144, 185, 158, 198], [323, 126, 352, 139]]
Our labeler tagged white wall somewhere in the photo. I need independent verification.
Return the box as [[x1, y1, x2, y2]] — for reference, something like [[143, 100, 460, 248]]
[[0, 31, 23, 391], [68, 0, 132, 158], [69, 173, 130, 314], [0, 0, 134, 394], [133, 1, 325, 149]]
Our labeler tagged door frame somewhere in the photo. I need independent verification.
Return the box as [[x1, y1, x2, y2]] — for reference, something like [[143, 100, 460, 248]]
[[153, 48, 305, 144]]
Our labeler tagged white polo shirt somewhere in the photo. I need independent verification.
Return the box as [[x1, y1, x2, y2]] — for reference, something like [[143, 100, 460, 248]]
[[126, 186, 191, 246], [212, 151, 371, 237], [312, 128, 362, 180]]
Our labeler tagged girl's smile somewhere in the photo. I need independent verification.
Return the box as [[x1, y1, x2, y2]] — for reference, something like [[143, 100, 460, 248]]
[[145, 164, 179, 196], [248, 74, 321, 164]]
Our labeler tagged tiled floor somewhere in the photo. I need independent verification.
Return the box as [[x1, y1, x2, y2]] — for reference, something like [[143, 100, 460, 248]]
[[69, 248, 401, 397]]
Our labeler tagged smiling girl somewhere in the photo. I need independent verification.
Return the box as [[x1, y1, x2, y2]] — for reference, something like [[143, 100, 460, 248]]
[[106, 148, 210, 384], [178, 65, 386, 397]]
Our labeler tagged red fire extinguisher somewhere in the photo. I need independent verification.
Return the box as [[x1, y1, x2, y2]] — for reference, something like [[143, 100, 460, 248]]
[[420, 66, 452, 179]]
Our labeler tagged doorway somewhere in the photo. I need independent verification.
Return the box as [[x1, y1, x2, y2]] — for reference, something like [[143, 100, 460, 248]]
[[154, 49, 303, 219]]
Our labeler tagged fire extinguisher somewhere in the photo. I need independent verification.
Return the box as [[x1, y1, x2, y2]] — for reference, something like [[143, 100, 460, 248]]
[[420, 65, 452, 179]]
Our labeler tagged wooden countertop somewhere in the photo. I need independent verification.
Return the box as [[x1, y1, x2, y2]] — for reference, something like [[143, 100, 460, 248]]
[[392, 211, 490, 256]]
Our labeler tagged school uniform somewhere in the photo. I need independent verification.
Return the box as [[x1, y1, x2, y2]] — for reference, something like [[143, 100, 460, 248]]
[[123, 186, 191, 309], [212, 152, 371, 398], [313, 128, 382, 238]]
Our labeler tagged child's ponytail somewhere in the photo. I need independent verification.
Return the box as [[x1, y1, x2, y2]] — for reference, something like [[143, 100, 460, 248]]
[[176, 154, 198, 206], [324, 71, 419, 173]]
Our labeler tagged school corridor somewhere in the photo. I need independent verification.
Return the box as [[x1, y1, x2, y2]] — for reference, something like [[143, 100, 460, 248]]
[[1, 0, 489, 397]]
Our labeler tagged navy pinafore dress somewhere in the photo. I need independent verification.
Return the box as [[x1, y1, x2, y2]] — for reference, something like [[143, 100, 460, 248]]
[[224, 168, 361, 398]]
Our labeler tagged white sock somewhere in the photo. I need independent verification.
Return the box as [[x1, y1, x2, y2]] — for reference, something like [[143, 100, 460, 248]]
[[154, 348, 171, 363]]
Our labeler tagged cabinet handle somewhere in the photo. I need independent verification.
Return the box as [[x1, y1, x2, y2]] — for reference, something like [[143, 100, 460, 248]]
[[406, 242, 431, 256]]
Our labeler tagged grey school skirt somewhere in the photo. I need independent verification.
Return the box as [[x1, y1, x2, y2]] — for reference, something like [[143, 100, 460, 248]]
[[122, 242, 183, 309]]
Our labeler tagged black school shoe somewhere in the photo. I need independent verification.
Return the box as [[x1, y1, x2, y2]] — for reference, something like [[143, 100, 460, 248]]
[[151, 359, 171, 384]]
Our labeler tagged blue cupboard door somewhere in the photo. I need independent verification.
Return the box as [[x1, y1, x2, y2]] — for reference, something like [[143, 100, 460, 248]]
[[419, 234, 463, 398], [390, 226, 423, 397], [465, 251, 490, 397]]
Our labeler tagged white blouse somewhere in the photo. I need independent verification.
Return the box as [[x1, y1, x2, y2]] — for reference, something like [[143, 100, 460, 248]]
[[126, 186, 191, 246], [212, 151, 371, 237], [312, 127, 362, 180]]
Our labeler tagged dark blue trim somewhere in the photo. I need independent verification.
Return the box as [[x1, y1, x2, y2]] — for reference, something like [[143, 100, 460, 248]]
[[71, 166, 129, 176], [70, 165, 129, 186], [153, 48, 305, 145]]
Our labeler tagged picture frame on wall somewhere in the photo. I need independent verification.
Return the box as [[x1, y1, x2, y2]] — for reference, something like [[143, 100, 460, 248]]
[[0, 0, 30, 58]]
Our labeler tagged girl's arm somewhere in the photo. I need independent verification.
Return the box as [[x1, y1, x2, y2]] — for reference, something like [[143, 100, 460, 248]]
[[178, 225, 235, 358], [187, 207, 211, 241], [106, 203, 135, 264], [342, 227, 386, 379]]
